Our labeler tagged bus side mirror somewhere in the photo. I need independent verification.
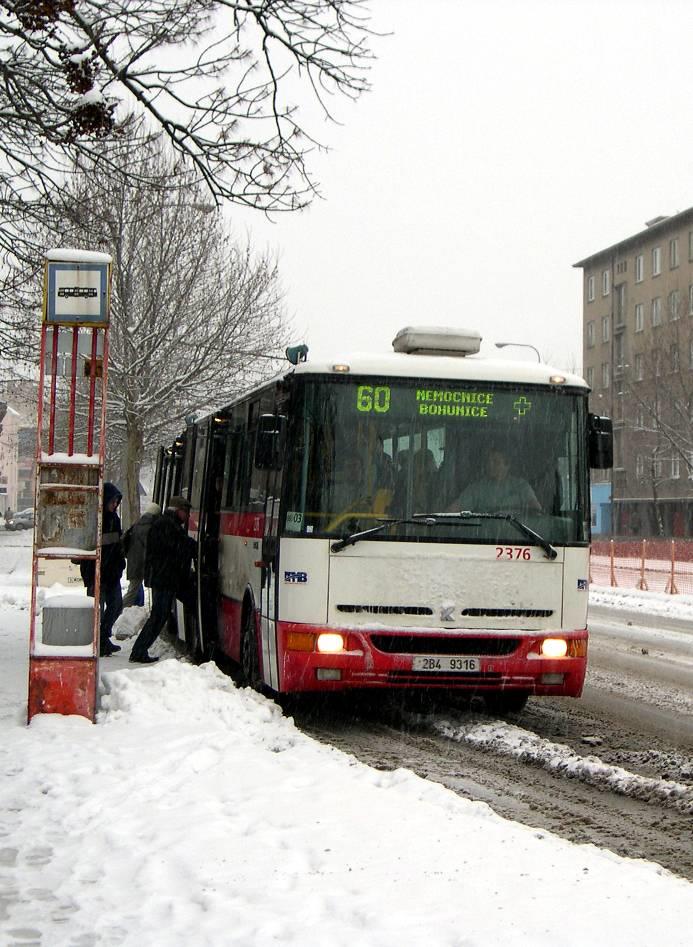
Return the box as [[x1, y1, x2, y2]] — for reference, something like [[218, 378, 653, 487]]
[[588, 414, 613, 469], [254, 414, 286, 470]]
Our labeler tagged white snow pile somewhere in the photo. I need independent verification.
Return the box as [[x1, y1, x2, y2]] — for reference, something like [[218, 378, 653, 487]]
[[435, 717, 693, 814], [590, 583, 693, 619], [0, 658, 691, 946]]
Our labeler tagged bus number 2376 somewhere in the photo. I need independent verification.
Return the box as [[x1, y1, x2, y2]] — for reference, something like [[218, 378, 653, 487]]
[[496, 547, 531, 560]]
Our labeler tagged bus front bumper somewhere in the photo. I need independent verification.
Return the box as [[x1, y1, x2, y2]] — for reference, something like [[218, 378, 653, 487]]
[[277, 622, 587, 696]]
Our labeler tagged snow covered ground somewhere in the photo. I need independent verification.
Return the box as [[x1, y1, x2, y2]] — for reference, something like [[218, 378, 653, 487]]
[[1, 532, 692, 946]]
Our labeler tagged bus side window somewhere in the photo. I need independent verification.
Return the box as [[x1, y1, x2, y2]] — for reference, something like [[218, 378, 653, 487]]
[[237, 436, 253, 512], [249, 432, 268, 511], [223, 430, 242, 509], [190, 427, 208, 509]]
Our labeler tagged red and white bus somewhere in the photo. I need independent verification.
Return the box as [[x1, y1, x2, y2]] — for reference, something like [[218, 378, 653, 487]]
[[153, 327, 612, 711]]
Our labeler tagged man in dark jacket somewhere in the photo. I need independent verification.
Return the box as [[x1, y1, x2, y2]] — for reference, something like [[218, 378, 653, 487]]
[[129, 495, 196, 664], [80, 481, 126, 657], [122, 502, 161, 608]]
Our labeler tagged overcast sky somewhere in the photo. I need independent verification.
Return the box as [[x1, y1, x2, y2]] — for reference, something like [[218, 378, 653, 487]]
[[238, 0, 693, 372]]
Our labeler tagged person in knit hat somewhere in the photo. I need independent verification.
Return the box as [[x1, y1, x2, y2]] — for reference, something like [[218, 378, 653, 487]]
[[122, 501, 161, 608]]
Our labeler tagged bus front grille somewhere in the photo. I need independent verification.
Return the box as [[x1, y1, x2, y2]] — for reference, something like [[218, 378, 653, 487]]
[[337, 604, 433, 616], [461, 608, 553, 618], [370, 635, 520, 656]]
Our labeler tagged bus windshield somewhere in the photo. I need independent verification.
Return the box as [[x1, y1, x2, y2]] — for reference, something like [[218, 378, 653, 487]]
[[282, 376, 590, 546]]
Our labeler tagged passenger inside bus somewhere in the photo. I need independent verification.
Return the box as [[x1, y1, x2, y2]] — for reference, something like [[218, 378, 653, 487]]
[[448, 446, 541, 514], [391, 446, 439, 515], [411, 447, 439, 513], [331, 454, 369, 512], [373, 435, 395, 492]]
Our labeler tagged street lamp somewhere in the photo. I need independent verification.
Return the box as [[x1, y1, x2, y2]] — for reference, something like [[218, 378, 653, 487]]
[[495, 342, 542, 362]]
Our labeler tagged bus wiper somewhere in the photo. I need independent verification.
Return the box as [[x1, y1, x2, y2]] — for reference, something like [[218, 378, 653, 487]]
[[442, 510, 558, 560], [330, 517, 439, 553], [331, 511, 557, 560]]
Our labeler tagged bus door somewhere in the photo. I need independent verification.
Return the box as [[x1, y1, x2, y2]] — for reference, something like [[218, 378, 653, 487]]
[[255, 412, 286, 690], [186, 417, 226, 657], [152, 446, 165, 507]]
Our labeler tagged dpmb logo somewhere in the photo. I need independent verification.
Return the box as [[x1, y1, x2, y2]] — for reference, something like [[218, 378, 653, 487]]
[[284, 571, 308, 584]]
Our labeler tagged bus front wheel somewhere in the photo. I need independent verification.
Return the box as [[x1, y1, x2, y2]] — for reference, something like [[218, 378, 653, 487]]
[[240, 609, 262, 691]]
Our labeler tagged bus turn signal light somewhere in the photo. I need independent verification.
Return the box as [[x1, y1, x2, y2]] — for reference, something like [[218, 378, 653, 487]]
[[567, 638, 587, 658], [286, 632, 315, 652]]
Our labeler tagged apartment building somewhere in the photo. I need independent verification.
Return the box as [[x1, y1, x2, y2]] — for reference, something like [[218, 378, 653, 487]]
[[0, 382, 37, 515], [575, 207, 693, 537]]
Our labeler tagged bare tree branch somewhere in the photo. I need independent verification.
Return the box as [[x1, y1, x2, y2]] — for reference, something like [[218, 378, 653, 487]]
[[44, 136, 291, 520], [0, 0, 374, 228]]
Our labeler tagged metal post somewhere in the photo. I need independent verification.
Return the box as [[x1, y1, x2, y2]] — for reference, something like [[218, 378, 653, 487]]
[[637, 538, 648, 591], [666, 540, 678, 595], [609, 539, 617, 587]]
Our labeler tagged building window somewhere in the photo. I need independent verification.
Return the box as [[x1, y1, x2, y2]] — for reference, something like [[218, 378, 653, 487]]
[[614, 333, 624, 369], [586, 321, 595, 346], [652, 246, 662, 276], [689, 283, 693, 315], [601, 362, 610, 388], [602, 269, 610, 296], [672, 455, 681, 479], [670, 237, 680, 268], [635, 253, 644, 282], [671, 343, 679, 372], [616, 260, 627, 274], [651, 296, 662, 326], [635, 302, 644, 332], [587, 276, 595, 302], [689, 231, 693, 261], [635, 353, 644, 380], [636, 455, 644, 477], [601, 315, 610, 342], [614, 332, 624, 362], [654, 457, 663, 478], [669, 289, 680, 320], [585, 366, 594, 388], [635, 407, 644, 428]]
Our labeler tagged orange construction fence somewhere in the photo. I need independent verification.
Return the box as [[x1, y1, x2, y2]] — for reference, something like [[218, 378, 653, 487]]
[[590, 539, 693, 595]]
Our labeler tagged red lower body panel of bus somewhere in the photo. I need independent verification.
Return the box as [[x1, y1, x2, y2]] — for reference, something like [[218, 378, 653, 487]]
[[275, 621, 587, 696]]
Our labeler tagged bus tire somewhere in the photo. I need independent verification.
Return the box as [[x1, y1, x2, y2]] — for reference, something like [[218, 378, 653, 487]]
[[485, 692, 529, 715], [240, 607, 262, 691]]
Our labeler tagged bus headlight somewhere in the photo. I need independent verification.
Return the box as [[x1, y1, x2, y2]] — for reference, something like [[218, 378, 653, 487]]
[[541, 638, 568, 658], [316, 633, 345, 653]]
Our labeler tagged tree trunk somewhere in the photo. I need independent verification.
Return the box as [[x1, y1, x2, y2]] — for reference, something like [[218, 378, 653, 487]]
[[122, 422, 144, 528]]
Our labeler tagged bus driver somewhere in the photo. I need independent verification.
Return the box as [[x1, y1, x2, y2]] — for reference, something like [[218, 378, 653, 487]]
[[449, 446, 541, 515]]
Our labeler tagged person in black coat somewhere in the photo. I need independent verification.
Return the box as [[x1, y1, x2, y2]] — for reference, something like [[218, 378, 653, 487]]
[[122, 502, 161, 608], [80, 481, 126, 657], [129, 495, 196, 664]]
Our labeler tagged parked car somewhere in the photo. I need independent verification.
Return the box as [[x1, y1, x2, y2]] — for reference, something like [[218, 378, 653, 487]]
[[6, 508, 34, 530]]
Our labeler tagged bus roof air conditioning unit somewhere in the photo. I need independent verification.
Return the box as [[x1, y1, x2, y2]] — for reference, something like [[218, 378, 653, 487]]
[[392, 326, 482, 356]]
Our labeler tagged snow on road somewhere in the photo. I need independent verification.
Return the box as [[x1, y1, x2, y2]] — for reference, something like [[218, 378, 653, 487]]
[[435, 716, 693, 814]]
